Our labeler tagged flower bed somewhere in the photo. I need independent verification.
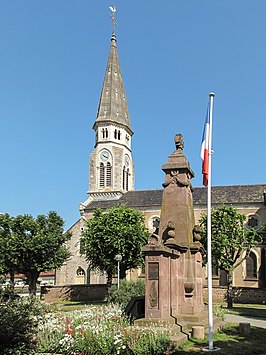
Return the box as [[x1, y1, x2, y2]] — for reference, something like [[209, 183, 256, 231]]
[[36, 304, 172, 355]]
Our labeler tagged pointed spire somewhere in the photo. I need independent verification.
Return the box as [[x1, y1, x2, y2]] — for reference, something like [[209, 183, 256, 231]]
[[93, 10, 133, 135]]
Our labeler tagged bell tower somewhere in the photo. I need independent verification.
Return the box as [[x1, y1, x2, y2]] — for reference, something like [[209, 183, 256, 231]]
[[83, 7, 134, 207]]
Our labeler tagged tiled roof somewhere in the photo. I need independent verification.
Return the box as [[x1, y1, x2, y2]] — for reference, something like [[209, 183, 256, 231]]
[[84, 184, 266, 212], [193, 184, 266, 205]]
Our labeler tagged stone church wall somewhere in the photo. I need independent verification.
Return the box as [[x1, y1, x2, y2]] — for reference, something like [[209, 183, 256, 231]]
[[56, 218, 89, 285]]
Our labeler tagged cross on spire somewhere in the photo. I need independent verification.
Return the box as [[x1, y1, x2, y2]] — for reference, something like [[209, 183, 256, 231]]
[[109, 5, 118, 34]]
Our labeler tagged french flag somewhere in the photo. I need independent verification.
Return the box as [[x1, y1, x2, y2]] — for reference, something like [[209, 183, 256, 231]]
[[200, 106, 210, 187]]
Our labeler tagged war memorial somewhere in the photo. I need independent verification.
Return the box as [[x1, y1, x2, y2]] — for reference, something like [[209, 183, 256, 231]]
[[134, 134, 216, 344]]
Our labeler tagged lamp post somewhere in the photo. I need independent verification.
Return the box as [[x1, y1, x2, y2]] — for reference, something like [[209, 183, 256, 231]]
[[115, 254, 122, 289]]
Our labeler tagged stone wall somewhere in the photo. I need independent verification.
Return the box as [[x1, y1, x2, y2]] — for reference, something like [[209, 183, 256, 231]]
[[203, 286, 266, 304], [41, 284, 108, 302], [42, 284, 266, 304]]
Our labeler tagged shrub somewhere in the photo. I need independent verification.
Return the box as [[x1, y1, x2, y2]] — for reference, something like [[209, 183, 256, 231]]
[[0, 297, 42, 354], [107, 279, 145, 309]]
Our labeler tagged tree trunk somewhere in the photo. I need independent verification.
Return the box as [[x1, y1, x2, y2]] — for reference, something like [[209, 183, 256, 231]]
[[9, 269, 15, 300], [107, 269, 113, 287], [26, 272, 39, 296], [120, 264, 127, 280], [227, 270, 233, 309]]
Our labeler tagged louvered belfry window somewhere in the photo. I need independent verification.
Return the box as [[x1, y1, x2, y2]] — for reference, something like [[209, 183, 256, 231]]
[[99, 162, 112, 188], [106, 162, 112, 187], [100, 163, 105, 188]]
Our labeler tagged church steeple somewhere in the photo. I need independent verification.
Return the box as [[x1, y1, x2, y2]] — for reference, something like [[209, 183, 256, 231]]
[[83, 7, 134, 206], [93, 32, 133, 136]]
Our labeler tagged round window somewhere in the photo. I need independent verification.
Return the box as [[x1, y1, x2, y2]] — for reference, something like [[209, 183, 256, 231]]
[[246, 214, 261, 230]]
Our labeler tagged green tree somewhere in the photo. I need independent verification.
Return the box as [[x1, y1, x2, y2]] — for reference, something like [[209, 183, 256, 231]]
[[0, 213, 22, 294], [200, 206, 260, 308], [81, 206, 148, 286], [0, 212, 71, 295]]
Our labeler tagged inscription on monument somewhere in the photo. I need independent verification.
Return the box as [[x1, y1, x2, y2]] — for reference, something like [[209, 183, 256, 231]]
[[148, 262, 159, 280]]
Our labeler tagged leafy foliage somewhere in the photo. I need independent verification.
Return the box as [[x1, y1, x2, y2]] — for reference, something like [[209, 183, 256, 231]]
[[0, 211, 71, 295], [81, 206, 148, 284], [200, 206, 260, 272], [107, 279, 145, 309], [200, 206, 260, 308], [0, 296, 43, 354]]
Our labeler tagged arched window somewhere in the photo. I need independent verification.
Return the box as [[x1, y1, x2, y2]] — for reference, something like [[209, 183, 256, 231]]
[[100, 163, 105, 188], [246, 251, 257, 278], [106, 162, 112, 187], [123, 166, 130, 191], [101, 128, 108, 138], [76, 267, 85, 285], [114, 129, 117, 139], [126, 168, 129, 191], [122, 166, 126, 190], [118, 130, 121, 140], [99, 162, 112, 188]]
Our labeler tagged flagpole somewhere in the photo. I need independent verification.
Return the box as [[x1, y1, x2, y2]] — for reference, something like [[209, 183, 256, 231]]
[[207, 92, 215, 350]]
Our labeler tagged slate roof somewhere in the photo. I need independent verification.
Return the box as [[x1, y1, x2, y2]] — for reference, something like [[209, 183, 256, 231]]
[[84, 184, 266, 212]]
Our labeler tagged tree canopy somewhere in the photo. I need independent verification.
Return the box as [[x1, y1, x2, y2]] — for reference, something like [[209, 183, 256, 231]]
[[0, 211, 71, 295], [200, 205, 260, 307], [80, 206, 149, 285]]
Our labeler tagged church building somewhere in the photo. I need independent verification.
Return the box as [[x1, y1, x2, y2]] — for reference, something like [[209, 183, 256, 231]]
[[56, 18, 266, 289]]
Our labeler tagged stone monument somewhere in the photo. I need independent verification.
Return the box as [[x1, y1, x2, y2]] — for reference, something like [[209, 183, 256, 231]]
[[137, 134, 207, 334]]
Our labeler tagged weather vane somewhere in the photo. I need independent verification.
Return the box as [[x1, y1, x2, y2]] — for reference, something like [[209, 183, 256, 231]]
[[109, 5, 118, 34]]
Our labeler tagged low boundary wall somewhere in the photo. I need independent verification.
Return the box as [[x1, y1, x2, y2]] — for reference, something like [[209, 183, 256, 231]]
[[203, 286, 266, 304], [41, 284, 266, 304], [41, 284, 108, 302]]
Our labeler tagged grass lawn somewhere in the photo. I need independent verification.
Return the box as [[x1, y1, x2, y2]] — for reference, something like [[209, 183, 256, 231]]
[[222, 303, 266, 318], [173, 325, 266, 354], [173, 303, 266, 354]]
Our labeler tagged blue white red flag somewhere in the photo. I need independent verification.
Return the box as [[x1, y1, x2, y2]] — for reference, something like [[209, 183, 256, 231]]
[[200, 105, 210, 186]]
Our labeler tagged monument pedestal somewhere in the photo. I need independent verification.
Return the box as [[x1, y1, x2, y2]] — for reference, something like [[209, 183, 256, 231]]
[[141, 242, 180, 320], [139, 237, 205, 328]]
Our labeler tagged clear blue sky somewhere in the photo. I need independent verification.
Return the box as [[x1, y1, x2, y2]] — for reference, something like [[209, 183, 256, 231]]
[[1, 1, 265, 229]]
